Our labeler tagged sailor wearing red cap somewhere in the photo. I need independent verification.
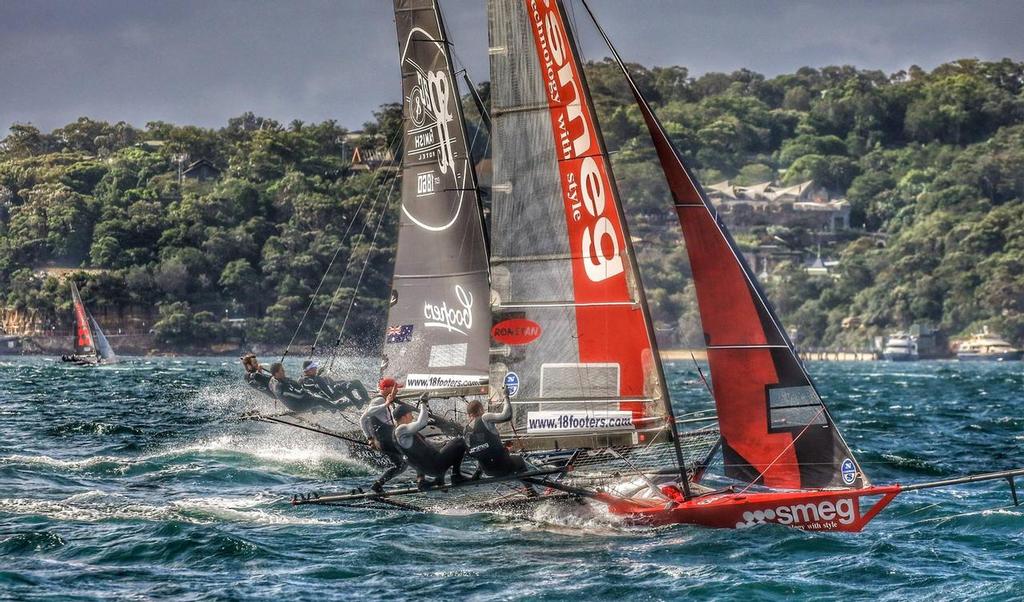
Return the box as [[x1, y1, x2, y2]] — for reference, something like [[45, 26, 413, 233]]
[[359, 377, 407, 492]]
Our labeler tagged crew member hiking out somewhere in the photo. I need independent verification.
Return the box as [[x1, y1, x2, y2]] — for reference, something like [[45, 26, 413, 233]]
[[299, 360, 370, 407], [359, 377, 407, 493], [394, 395, 468, 491], [241, 354, 274, 400], [464, 390, 530, 479], [268, 363, 341, 413]]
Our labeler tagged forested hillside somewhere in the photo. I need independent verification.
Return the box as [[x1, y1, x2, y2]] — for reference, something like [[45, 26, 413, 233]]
[[1, 58, 1022, 351]]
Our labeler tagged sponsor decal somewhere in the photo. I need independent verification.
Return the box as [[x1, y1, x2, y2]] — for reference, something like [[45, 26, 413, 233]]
[[423, 285, 473, 335], [841, 458, 857, 485], [491, 319, 542, 345], [735, 498, 859, 530], [389, 289, 398, 306], [526, 410, 634, 433], [405, 373, 487, 390], [527, 0, 623, 283], [399, 26, 470, 232], [504, 372, 520, 397], [385, 324, 414, 344]]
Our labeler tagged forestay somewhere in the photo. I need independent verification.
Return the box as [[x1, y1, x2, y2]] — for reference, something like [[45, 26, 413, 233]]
[[487, 0, 672, 451], [386, 0, 491, 392], [587, 7, 866, 490]]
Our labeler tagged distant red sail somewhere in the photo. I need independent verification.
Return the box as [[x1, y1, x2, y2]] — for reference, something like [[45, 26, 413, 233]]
[[70, 282, 95, 354]]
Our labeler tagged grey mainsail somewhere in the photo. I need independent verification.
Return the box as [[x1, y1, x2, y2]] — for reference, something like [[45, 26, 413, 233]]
[[486, 0, 676, 453], [385, 0, 490, 392]]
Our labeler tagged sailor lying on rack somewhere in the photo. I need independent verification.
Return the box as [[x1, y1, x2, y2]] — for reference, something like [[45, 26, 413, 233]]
[[241, 354, 275, 399], [360, 377, 410, 493], [394, 395, 468, 491], [464, 390, 530, 479], [299, 360, 370, 407], [268, 362, 347, 413]]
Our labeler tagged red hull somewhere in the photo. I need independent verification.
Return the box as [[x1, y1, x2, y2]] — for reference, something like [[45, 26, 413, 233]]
[[597, 486, 902, 532]]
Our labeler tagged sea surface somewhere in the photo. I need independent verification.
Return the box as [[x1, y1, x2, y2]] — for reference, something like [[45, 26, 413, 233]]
[[0, 357, 1022, 601]]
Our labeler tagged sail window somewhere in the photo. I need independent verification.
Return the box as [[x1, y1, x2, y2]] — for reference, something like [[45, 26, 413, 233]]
[[540, 363, 619, 398], [768, 386, 827, 428]]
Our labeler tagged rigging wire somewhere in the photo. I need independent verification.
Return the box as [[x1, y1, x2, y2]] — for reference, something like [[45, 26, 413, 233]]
[[310, 165, 399, 357], [279, 124, 405, 363], [326, 182, 398, 371]]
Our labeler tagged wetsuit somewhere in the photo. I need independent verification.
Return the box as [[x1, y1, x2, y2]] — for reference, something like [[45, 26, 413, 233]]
[[301, 374, 370, 407], [245, 370, 275, 399], [395, 402, 466, 484], [269, 376, 337, 413], [464, 395, 527, 477], [359, 396, 406, 486]]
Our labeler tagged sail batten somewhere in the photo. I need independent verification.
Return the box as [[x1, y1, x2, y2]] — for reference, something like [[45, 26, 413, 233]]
[[582, 1, 866, 490], [386, 0, 491, 391]]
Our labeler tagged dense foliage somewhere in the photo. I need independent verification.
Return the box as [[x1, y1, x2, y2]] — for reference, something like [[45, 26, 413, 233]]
[[1, 58, 1022, 350]]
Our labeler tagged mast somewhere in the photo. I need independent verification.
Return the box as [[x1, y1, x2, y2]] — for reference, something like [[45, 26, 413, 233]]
[[582, 0, 866, 490], [386, 0, 491, 393]]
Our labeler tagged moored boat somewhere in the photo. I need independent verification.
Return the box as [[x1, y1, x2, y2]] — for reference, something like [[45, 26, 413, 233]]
[[882, 332, 918, 361], [956, 328, 1022, 361]]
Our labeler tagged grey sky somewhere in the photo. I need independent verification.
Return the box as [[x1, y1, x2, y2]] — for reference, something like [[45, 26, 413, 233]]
[[1, 0, 1021, 133]]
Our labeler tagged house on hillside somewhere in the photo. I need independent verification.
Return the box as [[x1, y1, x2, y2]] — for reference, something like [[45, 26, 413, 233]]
[[182, 159, 221, 182], [706, 178, 850, 232]]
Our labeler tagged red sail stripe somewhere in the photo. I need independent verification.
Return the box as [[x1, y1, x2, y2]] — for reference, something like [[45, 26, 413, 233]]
[[524, 0, 653, 416]]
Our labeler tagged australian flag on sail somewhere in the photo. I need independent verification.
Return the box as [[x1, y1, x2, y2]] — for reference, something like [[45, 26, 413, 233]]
[[386, 324, 414, 344]]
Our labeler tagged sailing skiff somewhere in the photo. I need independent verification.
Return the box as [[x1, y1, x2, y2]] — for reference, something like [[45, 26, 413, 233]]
[[287, 0, 1024, 532]]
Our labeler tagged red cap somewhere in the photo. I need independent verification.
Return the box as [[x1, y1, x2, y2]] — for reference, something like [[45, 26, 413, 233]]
[[378, 377, 403, 390]]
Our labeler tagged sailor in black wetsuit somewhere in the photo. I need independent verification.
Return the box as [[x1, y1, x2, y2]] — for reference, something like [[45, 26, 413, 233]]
[[299, 360, 370, 407], [241, 354, 274, 400], [394, 395, 468, 490], [464, 392, 529, 479], [268, 362, 339, 413], [359, 377, 407, 493]]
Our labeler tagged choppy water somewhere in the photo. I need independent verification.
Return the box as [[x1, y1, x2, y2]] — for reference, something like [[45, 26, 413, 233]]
[[1, 357, 1022, 600]]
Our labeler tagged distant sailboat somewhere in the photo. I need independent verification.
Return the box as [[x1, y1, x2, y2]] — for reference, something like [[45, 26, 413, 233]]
[[62, 281, 117, 366]]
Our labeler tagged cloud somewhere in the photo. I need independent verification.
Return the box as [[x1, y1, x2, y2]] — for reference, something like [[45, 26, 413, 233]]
[[1, 0, 1021, 133]]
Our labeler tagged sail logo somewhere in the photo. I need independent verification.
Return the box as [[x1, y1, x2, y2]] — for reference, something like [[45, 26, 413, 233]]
[[841, 458, 857, 485], [491, 319, 542, 345], [735, 498, 858, 530], [423, 285, 474, 335], [504, 372, 520, 397], [409, 69, 456, 175], [399, 26, 471, 232], [530, 0, 623, 283]]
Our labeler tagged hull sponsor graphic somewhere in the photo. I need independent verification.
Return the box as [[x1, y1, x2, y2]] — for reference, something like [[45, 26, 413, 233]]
[[526, 410, 634, 433], [734, 497, 859, 530], [405, 373, 488, 390], [400, 26, 469, 232], [504, 372, 520, 397], [423, 284, 474, 335], [386, 324, 414, 344], [491, 319, 542, 345], [525, 0, 653, 417]]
